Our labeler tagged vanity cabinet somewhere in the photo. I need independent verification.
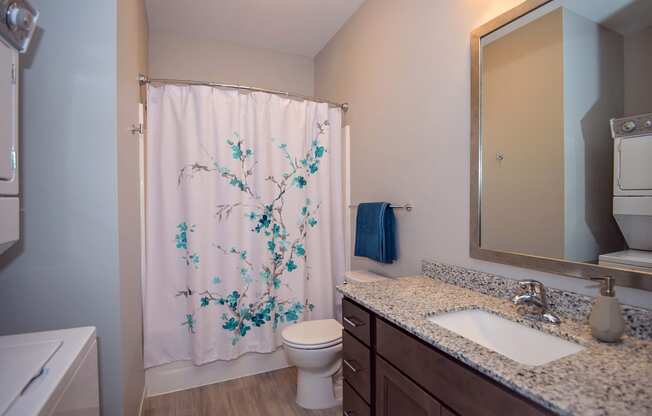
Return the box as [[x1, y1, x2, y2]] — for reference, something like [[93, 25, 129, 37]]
[[342, 297, 554, 416], [376, 356, 442, 416]]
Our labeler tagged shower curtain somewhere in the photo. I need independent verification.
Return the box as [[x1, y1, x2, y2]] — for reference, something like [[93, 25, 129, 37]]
[[143, 84, 345, 367]]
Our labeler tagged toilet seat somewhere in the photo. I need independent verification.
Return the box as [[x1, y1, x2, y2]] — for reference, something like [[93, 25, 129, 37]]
[[283, 338, 342, 350], [282, 319, 343, 350]]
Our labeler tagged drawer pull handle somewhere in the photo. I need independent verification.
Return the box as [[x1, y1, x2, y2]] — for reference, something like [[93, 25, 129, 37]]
[[343, 316, 364, 328], [344, 411, 355, 416], [343, 359, 359, 373]]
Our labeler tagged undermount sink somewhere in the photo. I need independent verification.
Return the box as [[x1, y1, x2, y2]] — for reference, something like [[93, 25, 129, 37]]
[[427, 309, 584, 366]]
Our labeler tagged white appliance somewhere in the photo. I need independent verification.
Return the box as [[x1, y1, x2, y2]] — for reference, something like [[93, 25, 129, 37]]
[[0, 327, 99, 416], [599, 113, 652, 272], [0, 35, 19, 255], [0, 0, 39, 255]]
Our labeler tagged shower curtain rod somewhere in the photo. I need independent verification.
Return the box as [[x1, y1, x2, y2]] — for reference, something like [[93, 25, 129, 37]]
[[139, 74, 349, 112]]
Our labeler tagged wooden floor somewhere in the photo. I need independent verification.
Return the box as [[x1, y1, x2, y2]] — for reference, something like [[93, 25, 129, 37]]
[[143, 367, 342, 416]]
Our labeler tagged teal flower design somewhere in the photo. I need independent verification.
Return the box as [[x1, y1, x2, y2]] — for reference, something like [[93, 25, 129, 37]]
[[240, 267, 253, 284], [175, 122, 330, 343], [231, 144, 242, 159], [223, 317, 238, 330], [284, 302, 304, 322], [182, 314, 196, 333], [175, 222, 200, 269], [273, 276, 282, 289], [293, 176, 307, 188], [286, 260, 297, 272], [175, 222, 194, 249]]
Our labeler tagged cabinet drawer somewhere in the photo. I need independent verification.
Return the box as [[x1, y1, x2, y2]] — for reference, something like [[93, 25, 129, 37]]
[[343, 330, 371, 403], [344, 381, 370, 416], [343, 298, 372, 346], [376, 319, 552, 416], [376, 356, 442, 416]]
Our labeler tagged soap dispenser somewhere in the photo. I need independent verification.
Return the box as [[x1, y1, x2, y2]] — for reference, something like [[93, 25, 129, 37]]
[[588, 276, 625, 343]]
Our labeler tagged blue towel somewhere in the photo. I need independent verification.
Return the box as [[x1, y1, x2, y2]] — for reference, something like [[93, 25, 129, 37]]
[[354, 202, 397, 264]]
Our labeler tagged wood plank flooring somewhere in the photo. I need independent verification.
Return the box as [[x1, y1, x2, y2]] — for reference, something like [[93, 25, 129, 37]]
[[143, 367, 342, 416]]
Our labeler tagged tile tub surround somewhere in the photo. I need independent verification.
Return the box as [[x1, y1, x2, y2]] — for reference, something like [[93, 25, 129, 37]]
[[337, 277, 652, 416], [422, 260, 652, 340]]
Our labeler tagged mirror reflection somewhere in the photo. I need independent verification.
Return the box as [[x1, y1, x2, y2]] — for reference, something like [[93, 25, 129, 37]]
[[479, 0, 652, 274]]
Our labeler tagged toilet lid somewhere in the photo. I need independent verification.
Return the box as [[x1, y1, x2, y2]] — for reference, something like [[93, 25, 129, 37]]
[[281, 319, 342, 349]]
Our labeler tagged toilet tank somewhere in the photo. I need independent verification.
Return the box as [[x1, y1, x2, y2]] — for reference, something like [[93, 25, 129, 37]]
[[344, 270, 389, 284]]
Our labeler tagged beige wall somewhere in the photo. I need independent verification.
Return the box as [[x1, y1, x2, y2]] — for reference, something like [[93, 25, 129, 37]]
[[481, 8, 565, 259], [149, 32, 314, 96], [314, 0, 652, 307], [482, 7, 625, 262], [624, 26, 652, 116], [117, 0, 148, 413]]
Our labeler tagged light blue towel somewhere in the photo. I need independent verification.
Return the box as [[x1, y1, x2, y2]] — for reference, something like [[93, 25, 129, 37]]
[[354, 202, 396, 264]]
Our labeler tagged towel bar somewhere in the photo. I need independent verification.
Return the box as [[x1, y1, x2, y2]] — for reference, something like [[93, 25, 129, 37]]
[[348, 203, 413, 212]]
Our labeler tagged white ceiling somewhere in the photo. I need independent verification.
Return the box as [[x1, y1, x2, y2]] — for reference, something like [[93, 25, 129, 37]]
[[144, 0, 366, 58], [561, 0, 652, 34]]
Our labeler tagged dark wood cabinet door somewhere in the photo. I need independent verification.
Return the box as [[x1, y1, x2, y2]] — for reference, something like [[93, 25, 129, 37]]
[[441, 407, 457, 416], [376, 356, 441, 416], [344, 381, 371, 416]]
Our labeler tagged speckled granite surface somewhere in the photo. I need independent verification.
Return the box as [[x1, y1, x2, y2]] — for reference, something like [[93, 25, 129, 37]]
[[337, 276, 652, 416], [422, 260, 652, 340]]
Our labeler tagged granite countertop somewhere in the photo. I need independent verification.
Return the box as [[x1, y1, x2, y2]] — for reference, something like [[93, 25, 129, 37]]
[[337, 276, 652, 416]]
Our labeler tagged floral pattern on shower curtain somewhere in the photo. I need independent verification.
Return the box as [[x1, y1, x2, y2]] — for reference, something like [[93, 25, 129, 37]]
[[143, 84, 345, 367]]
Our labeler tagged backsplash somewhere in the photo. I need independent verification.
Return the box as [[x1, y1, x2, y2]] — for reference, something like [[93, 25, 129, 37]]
[[422, 260, 652, 340]]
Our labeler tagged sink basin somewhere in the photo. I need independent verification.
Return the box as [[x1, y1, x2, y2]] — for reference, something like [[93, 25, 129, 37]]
[[427, 309, 584, 366]]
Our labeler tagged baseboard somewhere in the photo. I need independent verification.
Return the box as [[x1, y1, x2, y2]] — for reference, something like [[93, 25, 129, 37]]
[[137, 385, 147, 416], [145, 348, 290, 397]]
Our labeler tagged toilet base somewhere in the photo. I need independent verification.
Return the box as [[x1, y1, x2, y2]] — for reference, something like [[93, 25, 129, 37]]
[[296, 369, 340, 410]]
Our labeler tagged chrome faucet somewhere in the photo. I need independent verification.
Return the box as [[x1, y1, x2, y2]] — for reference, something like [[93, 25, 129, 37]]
[[512, 280, 561, 324]]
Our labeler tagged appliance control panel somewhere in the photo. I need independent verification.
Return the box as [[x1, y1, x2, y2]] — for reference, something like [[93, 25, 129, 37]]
[[611, 113, 652, 139]]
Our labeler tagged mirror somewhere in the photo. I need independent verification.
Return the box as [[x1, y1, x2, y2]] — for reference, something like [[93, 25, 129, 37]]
[[471, 0, 652, 290]]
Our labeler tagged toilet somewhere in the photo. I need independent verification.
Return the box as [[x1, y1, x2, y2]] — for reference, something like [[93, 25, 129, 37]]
[[281, 270, 388, 409]]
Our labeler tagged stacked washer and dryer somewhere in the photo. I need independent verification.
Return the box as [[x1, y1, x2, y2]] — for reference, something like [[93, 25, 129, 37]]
[[599, 113, 652, 273]]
